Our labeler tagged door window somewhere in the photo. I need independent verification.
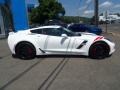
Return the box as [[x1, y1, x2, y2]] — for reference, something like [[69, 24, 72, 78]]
[[30, 29, 42, 34], [42, 28, 62, 36]]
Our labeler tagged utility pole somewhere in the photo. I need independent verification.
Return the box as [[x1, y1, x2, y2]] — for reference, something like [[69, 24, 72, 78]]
[[105, 10, 108, 33], [94, 0, 99, 26]]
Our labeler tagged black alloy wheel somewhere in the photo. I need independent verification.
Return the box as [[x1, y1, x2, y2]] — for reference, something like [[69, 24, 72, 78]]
[[89, 42, 109, 59], [15, 42, 36, 60]]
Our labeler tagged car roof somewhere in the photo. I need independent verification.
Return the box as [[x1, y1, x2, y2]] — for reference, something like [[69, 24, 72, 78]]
[[28, 25, 61, 31]]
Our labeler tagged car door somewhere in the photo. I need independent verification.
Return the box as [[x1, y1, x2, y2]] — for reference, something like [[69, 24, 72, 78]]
[[43, 28, 71, 54], [30, 29, 48, 50]]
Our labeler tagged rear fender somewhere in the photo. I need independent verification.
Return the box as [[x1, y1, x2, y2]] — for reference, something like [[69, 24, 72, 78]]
[[14, 39, 43, 55]]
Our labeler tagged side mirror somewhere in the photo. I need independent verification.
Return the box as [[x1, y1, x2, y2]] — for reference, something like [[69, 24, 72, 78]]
[[61, 34, 68, 37]]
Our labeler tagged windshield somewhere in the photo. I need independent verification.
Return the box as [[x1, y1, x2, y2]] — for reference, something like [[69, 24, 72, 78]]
[[62, 27, 76, 36]]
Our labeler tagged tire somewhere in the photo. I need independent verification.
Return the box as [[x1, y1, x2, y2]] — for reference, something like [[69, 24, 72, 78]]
[[89, 42, 110, 59], [15, 42, 36, 60], [12, 54, 17, 58]]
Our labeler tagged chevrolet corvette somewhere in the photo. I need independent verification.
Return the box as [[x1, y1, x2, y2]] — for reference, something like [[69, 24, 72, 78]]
[[8, 25, 115, 60]]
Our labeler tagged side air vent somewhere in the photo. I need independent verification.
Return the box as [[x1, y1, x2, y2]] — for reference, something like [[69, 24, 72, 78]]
[[77, 40, 88, 49]]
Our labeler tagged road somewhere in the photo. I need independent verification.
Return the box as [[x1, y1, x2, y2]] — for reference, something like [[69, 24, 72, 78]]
[[0, 24, 120, 90], [100, 24, 120, 36]]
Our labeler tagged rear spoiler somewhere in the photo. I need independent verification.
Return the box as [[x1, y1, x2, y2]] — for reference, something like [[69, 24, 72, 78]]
[[9, 32, 15, 35]]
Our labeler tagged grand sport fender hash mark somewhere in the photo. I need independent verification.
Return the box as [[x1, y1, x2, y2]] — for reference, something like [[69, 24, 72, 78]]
[[77, 40, 88, 49], [8, 25, 115, 59], [94, 36, 104, 42]]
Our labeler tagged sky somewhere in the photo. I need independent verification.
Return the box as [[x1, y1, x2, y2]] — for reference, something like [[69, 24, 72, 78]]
[[27, 0, 120, 17]]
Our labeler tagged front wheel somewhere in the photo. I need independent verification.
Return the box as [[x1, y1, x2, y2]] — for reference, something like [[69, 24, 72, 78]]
[[89, 42, 110, 59], [15, 42, 36, 60]]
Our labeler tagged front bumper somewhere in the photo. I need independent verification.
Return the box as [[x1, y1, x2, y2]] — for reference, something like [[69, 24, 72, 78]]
[[109, 42, 115, 55]]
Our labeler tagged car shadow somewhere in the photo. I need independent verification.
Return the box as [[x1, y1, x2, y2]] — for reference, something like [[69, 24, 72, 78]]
[[36, 55, 112, 60], [36, 55, 88, 59]]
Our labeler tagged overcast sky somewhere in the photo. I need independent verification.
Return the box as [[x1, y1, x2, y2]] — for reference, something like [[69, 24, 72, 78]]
[[26, 0, 120, 17]]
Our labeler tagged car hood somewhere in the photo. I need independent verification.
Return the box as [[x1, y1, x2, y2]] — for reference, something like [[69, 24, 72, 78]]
[[76, 32, 97, 37]]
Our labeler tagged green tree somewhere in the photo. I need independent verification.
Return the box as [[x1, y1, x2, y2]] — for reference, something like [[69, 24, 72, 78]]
[[60, 16, 91, 24], [30, 0, 65, 24]]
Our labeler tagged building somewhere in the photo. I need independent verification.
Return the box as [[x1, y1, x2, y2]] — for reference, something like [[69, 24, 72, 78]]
[[0, 0, 29, 38], [99, 12, 120, 24]]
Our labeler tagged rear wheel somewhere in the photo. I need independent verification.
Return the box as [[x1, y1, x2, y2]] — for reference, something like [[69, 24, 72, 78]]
[[89, 42, 109, 59], [15, 42, 36, 60]]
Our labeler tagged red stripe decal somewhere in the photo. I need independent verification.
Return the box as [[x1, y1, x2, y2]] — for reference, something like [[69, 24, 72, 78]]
[[94, 36, 104, 42]]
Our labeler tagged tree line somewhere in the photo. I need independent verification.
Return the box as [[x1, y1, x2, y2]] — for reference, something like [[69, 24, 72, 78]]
[[29, 0, 91, 25]]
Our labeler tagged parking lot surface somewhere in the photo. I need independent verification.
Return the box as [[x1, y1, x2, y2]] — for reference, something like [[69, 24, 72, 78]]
[[0, 24, 120, 90]]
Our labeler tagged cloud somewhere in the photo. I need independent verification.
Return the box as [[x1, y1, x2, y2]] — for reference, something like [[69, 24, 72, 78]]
[[79, 0, 92, 10], [78, 6, 87, 11], [99, 1, 113, 9], [83, 10, 94, 15], [86, 0, 92, 4], [99, 1, 120, 13], [79, 0, 92, 11], [114, 4, 120, 8]]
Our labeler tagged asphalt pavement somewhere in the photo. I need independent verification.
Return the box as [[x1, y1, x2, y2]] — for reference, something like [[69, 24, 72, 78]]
[[0, 24, 120, 90]]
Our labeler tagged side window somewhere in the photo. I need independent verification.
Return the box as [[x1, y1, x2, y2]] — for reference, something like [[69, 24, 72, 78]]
[[51, 28, 62, 36], [42, 28, 52, 35], [43, 28, 62, 36], [30, 29, 42, 34], [58, 28, 73, 36]]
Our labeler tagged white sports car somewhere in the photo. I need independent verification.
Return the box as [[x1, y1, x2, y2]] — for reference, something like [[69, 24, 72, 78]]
[[8, 25, 115, 60]]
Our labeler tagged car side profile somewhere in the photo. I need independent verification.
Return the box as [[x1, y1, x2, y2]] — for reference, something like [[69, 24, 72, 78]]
[[8, 25, 115, 60]]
